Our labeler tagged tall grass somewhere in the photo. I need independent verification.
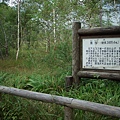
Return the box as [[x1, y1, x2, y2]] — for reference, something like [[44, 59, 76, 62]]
[[1, 94, 63, 120]]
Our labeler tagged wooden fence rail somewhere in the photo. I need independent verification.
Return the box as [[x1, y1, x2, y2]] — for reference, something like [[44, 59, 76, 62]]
[[0, 85, 120, 119]]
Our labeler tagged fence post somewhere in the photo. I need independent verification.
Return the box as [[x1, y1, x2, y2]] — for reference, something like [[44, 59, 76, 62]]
[[64, 76, 73, 120], [65, 76, 73, 92], [0, 93, 2, 120], [72, 22, 81, 87], [64, 106, 73, 120]]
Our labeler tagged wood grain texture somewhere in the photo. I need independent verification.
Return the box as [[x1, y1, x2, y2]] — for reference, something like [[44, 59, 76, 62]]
[[65, 76, 73, 91], [0, 93, 2, 119], [72, 22, 81, 86], [65, 76, 73, 120], [78, 26, 120, 36], [0, 86, 120, 118], [64, 107, 73, 120], [77, 71, 120, 80]]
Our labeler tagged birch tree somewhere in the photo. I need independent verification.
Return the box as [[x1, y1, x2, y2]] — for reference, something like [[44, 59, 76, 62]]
[[16, 0, 20, 60]]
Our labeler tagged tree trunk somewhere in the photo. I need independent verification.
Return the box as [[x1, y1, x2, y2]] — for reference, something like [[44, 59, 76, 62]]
[[0, 20, 9, 57], [16, 0, 20, 60], [53, 8, 56, 43], [100, 0, 102, 27]]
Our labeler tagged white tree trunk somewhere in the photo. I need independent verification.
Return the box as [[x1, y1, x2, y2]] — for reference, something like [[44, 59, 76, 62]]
[[53, 9, 56, 43], [16, 0, 20, 60], [100, 0, 102, 27]]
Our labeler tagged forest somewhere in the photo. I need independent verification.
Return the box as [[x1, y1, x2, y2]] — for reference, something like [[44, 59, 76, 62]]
[[0, 0, 120, 120]]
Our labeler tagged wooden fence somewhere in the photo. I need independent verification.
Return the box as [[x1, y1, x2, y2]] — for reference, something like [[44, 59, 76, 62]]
[[0, 85, 120, 120]]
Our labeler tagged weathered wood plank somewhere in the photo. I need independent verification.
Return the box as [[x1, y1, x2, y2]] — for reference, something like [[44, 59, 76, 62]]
[[78, 26, 120, 36], [0, 86, 120, 118], [77, 71, 120, 80]]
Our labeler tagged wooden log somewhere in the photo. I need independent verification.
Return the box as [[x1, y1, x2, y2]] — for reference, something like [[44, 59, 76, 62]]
[[64, 107, 73, 120], [64, 76, 73, 120], [77, 71, 120, 80], [0, 93, 2, 120], [72, 22, 81, 86], [65, 76, 73, 91], [0, 86, 120, 118], [78, 26, 120, 36]]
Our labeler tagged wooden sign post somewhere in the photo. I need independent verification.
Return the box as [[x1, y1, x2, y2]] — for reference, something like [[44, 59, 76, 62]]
[[72, 22, 81, 86]]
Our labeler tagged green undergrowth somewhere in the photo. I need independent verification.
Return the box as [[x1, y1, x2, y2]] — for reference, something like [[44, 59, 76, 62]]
[[0, 41, 120, 120], [0, 71, 120, 120]]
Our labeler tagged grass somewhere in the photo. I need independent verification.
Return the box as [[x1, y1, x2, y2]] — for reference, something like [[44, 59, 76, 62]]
[[0, 41, 120, 120]]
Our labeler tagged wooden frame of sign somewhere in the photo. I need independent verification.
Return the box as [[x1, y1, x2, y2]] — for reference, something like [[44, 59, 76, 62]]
[[72, 22, 120, 83]]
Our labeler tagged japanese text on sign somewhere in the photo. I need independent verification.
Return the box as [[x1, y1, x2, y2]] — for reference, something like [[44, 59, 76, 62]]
[[83, 38, 120, 70]]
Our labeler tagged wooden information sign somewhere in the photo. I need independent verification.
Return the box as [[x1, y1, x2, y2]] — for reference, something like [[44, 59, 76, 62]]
[[72, 23, 120, 81]]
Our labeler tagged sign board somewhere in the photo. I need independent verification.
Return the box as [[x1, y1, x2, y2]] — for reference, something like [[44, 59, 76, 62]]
[[83, 38, 120, 70]]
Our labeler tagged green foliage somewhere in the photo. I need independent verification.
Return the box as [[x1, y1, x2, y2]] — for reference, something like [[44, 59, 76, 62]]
[[43, 40, 72, 74], [1, 94, 63, 120], [25, 74, 65, 94], [0, 3, 17, 58], [23, 51, 37, 69], [1, 70, 120, 119], [0, 72, 8, 84]]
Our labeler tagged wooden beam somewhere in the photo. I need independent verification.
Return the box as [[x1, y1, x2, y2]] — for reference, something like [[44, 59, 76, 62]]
[[64, 76, 73, 120], [77, 71, 120, 80], [0, 86, 120, 118], [64, 107, 73, 120], [0, 93, 2, 120], [65, 76, 73, 91], [78, 26, 120, 36], [72, 22, 81, 86]]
